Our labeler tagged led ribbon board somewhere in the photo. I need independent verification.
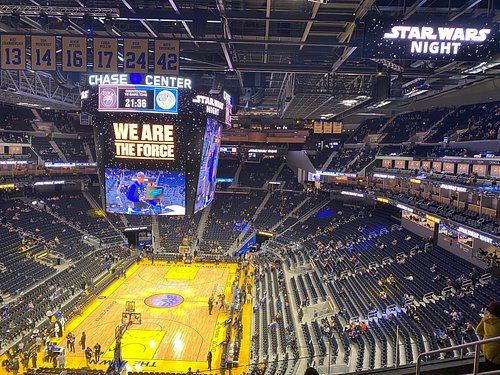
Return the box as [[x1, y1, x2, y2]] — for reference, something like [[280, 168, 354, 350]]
[[363, 18, 498, 61]]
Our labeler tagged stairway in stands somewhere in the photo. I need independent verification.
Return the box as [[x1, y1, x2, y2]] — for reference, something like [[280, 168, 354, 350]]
[[270, 196, 312, 232], [82, 190, 126, 244], [48, 139, 67, 162], [231, 160, 244, 187], [264, 162, 286, 189], [193, 200, 213, 254], [231, 191, 272, 253], [320, 149, 339, 171], [83, 141, 95, 162]]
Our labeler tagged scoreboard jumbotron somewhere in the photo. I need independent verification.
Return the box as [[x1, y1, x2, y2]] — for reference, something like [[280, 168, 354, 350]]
[[82, 73, 231, 217]]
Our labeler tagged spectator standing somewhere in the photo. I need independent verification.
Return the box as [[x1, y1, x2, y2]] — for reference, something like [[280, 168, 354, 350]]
[[84, 347, 93, 366], [20, 353, 28, 372], [12, 356, 19, 375], [476, 301, 500, 372], [94, 342, 101, 362], [58, 353, 65, 369], [35, 336, 42, 351], [31, 351, 37, 369], [80, 332, 86, 350], [207, 351, 212, 371], [68, 333, 75, 353], [208, 297, 214, 315]]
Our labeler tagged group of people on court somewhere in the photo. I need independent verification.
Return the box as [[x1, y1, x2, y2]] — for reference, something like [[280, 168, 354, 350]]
[[208, 293, 229, 315], [51, 330, 102, 366], [75, 331, 102, 366], [39, 331, 102, 368]]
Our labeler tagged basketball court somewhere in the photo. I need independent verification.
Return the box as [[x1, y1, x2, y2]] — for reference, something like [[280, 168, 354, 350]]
[[45, 261, 252, 373]]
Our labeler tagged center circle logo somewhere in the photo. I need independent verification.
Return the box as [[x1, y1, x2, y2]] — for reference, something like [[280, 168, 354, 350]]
[[156, 90, 176, 110], [144, 293, 184, 308]]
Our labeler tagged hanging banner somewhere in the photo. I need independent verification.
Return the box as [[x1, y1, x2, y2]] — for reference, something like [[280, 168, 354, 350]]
[[333, 122, 343, 134], [323, 121, 332, 134], [154, 40, 179, 75], [313, 121, 323, 134], [1, 35, 26, 70], [62, 37, 87, 72], [31, 36, 56, 71], [123, 39, 148, 73], [93, 38, 118, 73]]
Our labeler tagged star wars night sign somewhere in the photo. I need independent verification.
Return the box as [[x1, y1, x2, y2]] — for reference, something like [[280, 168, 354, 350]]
[[363, 18, 498, 61], [383, 26, 490, 55], [192, 95, 224, 116]]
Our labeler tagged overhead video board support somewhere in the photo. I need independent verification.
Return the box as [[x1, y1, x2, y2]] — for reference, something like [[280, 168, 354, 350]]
[[152, 216, 160, 254], [0, 5, 119, 17]]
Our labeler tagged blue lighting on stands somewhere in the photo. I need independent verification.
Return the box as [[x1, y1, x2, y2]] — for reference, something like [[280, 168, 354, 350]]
[[479, 186, 500, 191], [129, 73, 142, 84], [316, 209, 334, 219]]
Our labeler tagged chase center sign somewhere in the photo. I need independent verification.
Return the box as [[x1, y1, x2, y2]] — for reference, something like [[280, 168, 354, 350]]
[[88, 73, 192, 89]]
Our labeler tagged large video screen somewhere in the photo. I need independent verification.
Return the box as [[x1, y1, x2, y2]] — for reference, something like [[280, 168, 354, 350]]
[[105, 168, 186, 215], [194, 118, 222, 213], [83, 84, 230, 215]]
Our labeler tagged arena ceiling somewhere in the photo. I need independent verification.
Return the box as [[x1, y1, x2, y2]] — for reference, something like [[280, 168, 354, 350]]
[[0, 0, 498, 119]]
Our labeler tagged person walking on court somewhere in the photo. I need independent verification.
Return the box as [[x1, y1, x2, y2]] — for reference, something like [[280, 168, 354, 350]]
[[208, 297, 214, 315], [219, 294, 225, 310], [68, 333, 75, 353], [80, 332, 86, 350], [31, 351, 37, 369], [207, 351, 212, 371], [21, 352, 29, 372], [58, 352, 65, 369], [84, 347, 93, 366], [94, 343, 101, 362], [12, 356, 19, 375]]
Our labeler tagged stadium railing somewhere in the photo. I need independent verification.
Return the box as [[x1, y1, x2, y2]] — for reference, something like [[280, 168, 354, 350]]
[[415, 336, 500, 375]]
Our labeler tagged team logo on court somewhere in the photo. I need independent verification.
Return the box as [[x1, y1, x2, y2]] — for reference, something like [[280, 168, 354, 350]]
[[144, 293, 184, 308]]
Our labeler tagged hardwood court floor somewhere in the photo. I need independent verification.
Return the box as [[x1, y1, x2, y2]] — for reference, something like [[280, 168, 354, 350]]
[[30, 261, 252, 374]]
